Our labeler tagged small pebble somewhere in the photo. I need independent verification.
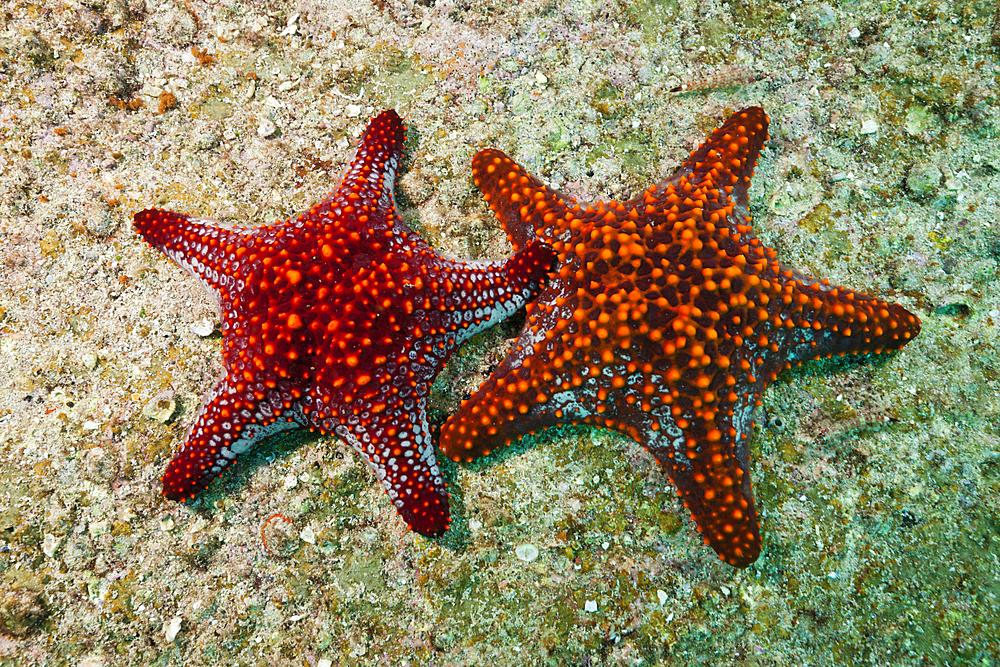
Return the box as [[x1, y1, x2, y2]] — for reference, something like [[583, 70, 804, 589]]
[[43, 533, 59, 558], [84, 200, 117, 237], [279, 13, 299, 37], [142, 390, 176, 423], [140, 82, 163, 98], [345, 104, 362, 118], [258, 119, 277, 138], [164, 616, 182, 642], [190, 318, 215, 337], [240, 80, 256, 104], [196, 132, 221, 150], [81, 351, 98, 371], [40, 230, 64, 257], [906, 162, 942, 198], [584, 600, 598, 613], [657, 589, 667, 605], [300, 526, 316, 544], [514, 544, 539, 562], [860, 118, 878, 134]]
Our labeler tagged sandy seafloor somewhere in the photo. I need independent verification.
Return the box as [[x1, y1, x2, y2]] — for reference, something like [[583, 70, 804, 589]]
[[1, 0, 999, 664]]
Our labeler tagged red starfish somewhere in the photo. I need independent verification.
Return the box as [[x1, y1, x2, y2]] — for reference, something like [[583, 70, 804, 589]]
[[440, 107, 921, 565], [134, 110, 555, 537]]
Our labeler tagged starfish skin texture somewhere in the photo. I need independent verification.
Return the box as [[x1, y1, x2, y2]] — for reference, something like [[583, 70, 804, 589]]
[[440, 107, 921, 566], [134, 109, 555, 537]]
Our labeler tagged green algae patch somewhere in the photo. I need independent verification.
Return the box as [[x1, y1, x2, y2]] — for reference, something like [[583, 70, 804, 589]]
[[622, 0, 681, 42]]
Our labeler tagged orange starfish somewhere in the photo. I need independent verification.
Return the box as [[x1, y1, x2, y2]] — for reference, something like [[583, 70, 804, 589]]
[[440, 107, 921, 566]]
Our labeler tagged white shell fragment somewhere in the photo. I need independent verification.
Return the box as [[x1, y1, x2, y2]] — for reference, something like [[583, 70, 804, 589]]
[[514, 544, 539, 562], [164, 616, 182, 642], [142, 389, 177, 423], [190, 318, 215, 337]]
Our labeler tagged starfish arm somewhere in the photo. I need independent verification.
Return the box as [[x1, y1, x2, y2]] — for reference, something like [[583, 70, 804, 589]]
[[644, 391, 762, 568], [161, 374, 307, 501], [472, 149, 579, 251], [307, 389, 450, 537], [133, 208, 256, 301], [772, 281, 921, 371], [440, 283, 620, 460], [319, 109, 407, 235], [439, 353, 555, 463], [630, 107, 769, 226], [681, 106, 769, 212], [418, 240, 557, 347]]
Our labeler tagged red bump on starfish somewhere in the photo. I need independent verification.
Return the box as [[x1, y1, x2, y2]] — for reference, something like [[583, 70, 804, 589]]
[[134, 109, 556, 538], [440, 107, 920, 565]]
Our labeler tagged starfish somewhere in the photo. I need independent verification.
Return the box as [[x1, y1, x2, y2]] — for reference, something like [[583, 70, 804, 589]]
[[439, 107, 921, 566], [134, 109, 555, 537]]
